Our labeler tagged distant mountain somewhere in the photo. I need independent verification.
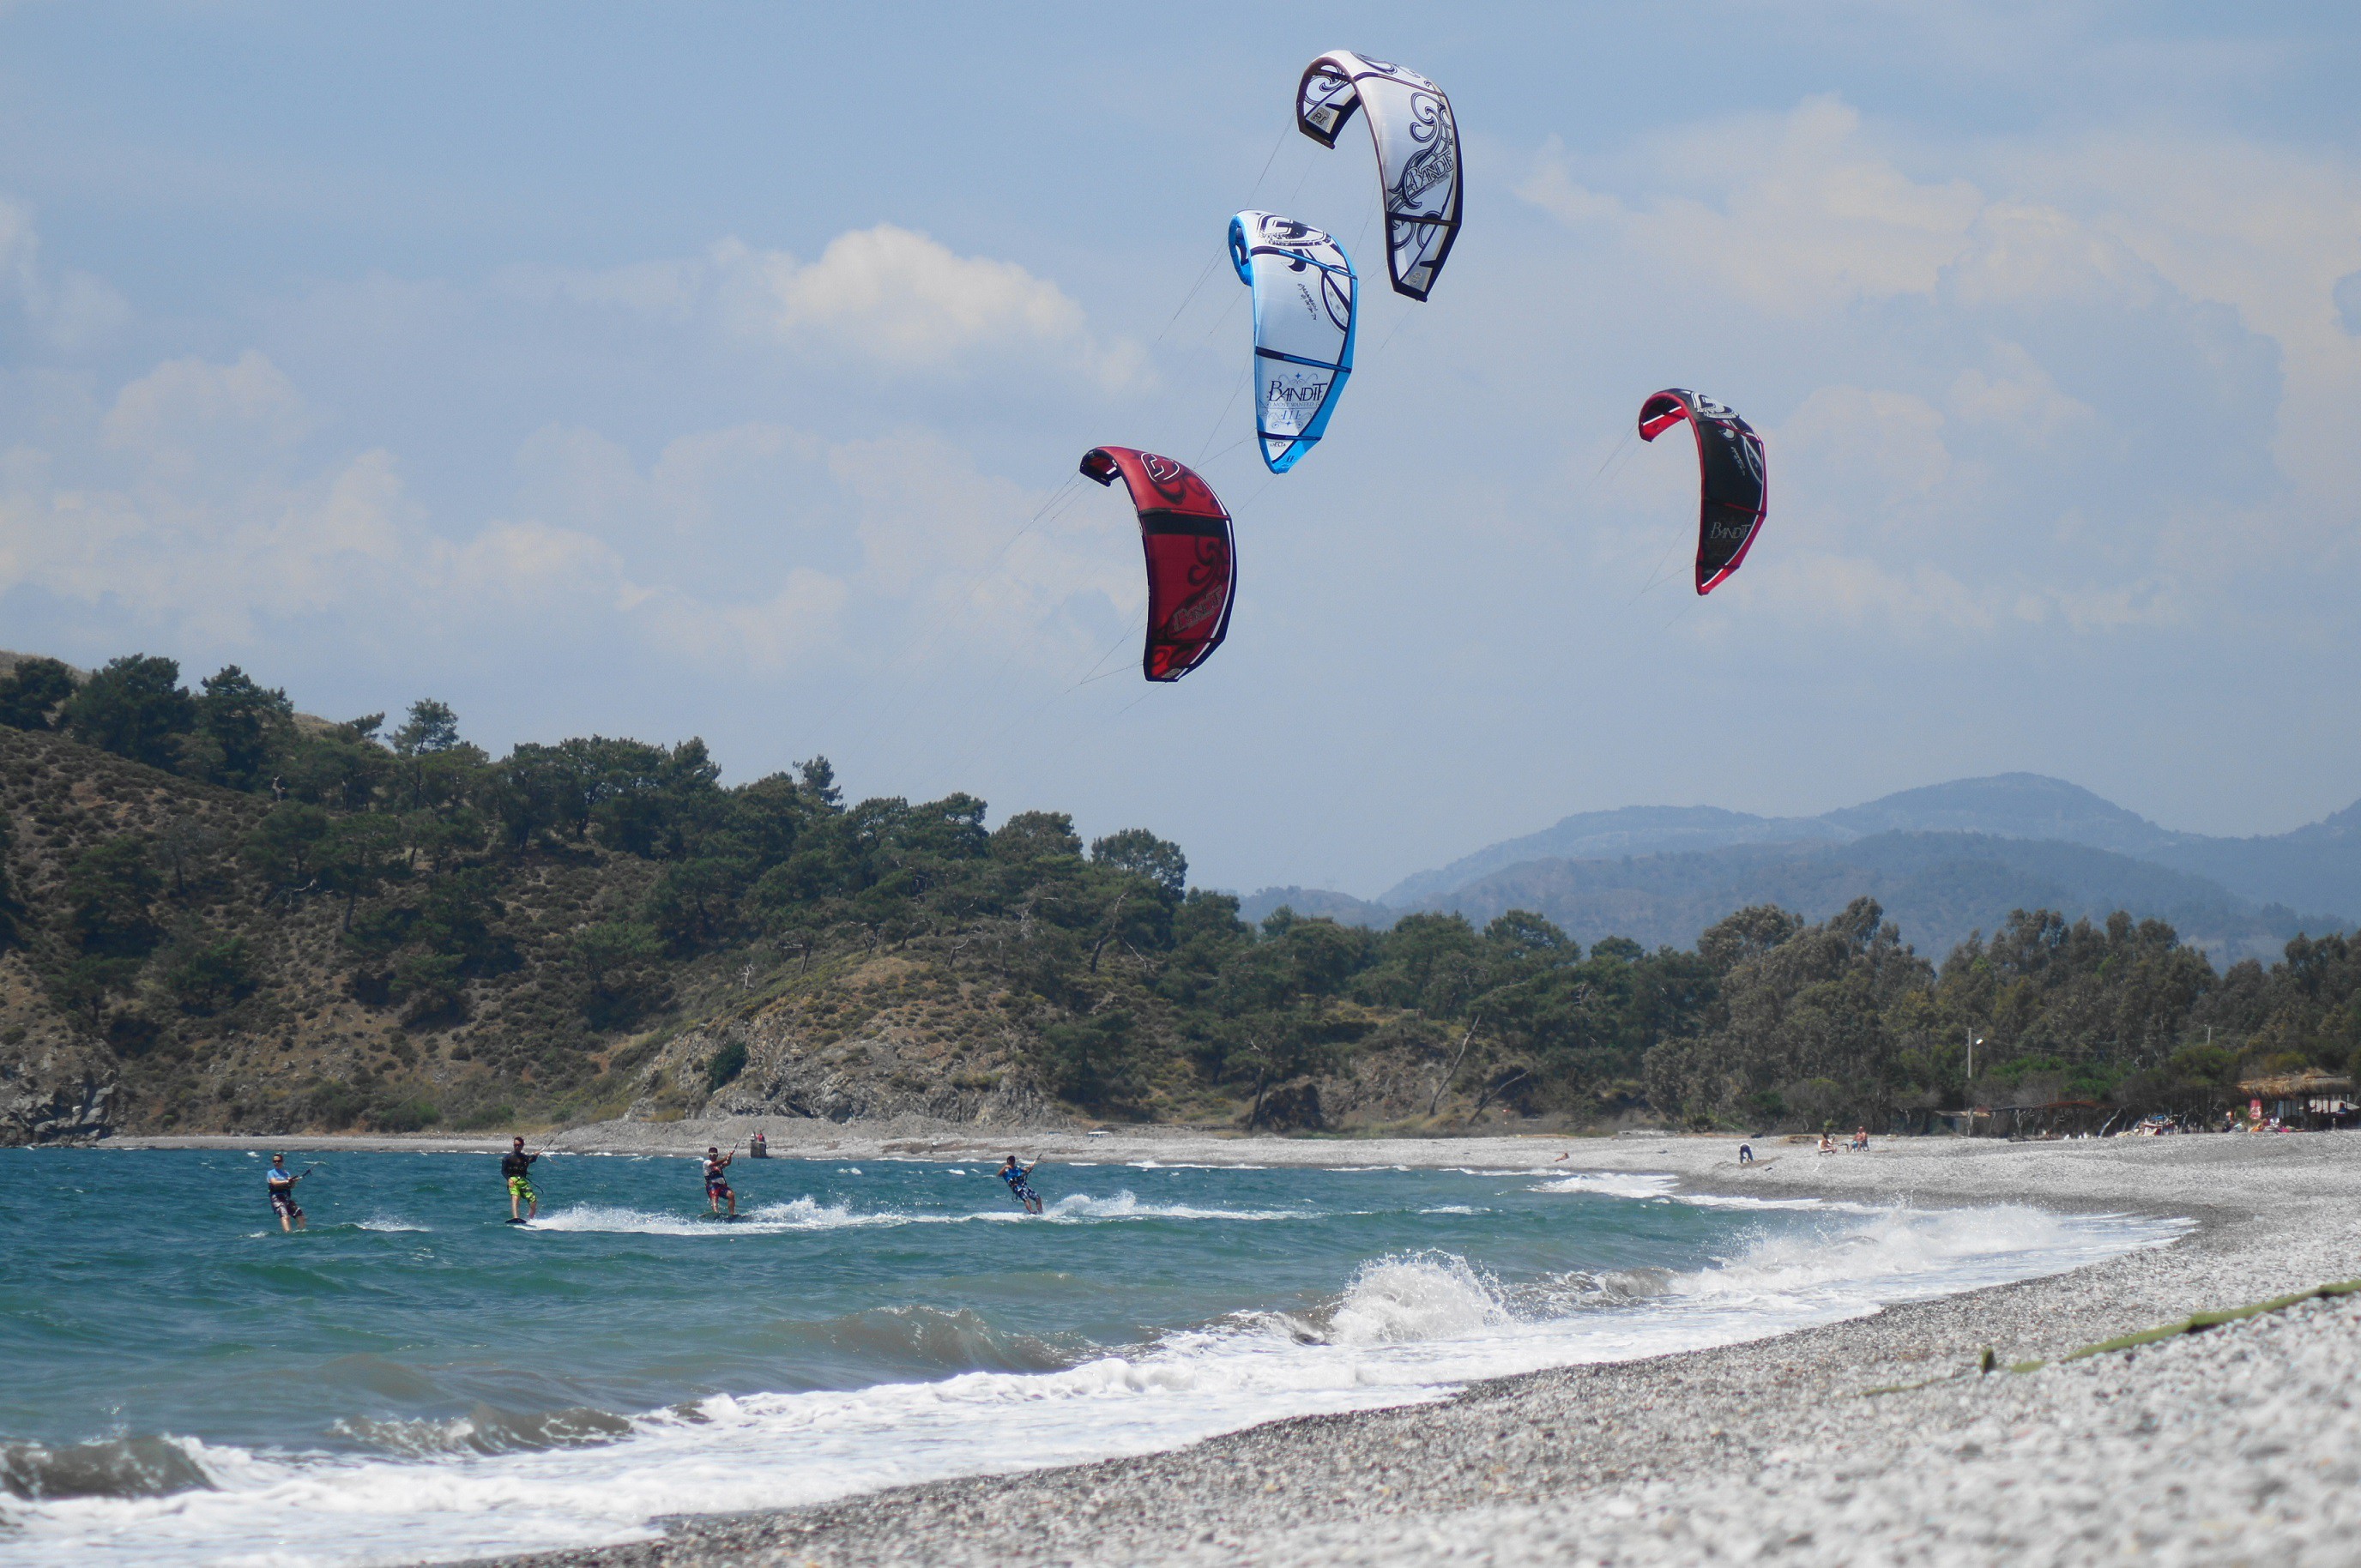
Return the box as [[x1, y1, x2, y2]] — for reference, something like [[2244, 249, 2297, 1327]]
[[1234, 886, 1398, 930], [1425, 831, 2328, 965], [1815, 775, 2185, 858], [1380, 805, 1843, 908], [2141, 800, 2361, 921], [1374, 773, 2361, 926], [1246, 773, 2358, 963]]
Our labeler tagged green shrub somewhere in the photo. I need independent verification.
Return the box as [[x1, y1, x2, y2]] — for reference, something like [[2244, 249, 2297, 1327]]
[[705, 1040, 748, 1091]]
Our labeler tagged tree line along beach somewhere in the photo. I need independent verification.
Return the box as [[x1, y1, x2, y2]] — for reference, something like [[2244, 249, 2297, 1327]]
[[3, 652, 2358, 1153]]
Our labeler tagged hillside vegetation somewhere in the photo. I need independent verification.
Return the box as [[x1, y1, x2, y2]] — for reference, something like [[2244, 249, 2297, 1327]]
[[2, 652, 2358, 1143]]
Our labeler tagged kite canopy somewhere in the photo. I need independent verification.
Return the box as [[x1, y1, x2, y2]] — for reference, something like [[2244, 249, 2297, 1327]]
[[1229, 211, 1357, 473], [1295, 51, 1461, 301], [1637, 389, 1767, 595], [1078, 447, 1237, 682]]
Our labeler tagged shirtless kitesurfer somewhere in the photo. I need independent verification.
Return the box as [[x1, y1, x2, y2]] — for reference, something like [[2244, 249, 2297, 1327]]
[[503, 1137, 540, 1223], [999, 1155, 1044, 1215], [703, 1146, 738, 1218], [266, 1153, 310, 1232]]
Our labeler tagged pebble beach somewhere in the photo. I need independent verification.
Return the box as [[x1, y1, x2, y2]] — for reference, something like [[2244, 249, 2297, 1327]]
[[386, 1126, 2361, 1568]]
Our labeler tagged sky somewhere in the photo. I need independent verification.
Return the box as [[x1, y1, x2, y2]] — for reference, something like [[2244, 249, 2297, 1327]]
[[1, 2, 2357, 898]]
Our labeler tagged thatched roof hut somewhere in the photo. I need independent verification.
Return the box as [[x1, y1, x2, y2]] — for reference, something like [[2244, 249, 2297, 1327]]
[[2237, 1070, 2354, 1098]]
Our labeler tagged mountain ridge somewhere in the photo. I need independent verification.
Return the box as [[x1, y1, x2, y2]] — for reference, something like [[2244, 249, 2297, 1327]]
[[1367, 773, 2361, 924]]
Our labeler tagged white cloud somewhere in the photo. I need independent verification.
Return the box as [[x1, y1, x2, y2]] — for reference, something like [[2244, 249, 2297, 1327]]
[[745, 225, 1081, 360], [0, 196, 130, 352], [512, 225, 1148, 391], [1946, 343, 2093, 441], [1521, 99, 1984, 313], [637, 568, 851, 675], [0, 338, 1130, 683], [103, 350, 311, 463]]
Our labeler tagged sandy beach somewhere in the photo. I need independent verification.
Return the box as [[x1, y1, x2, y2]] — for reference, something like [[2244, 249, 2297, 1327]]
[[130, 1124, 2299, 1566]]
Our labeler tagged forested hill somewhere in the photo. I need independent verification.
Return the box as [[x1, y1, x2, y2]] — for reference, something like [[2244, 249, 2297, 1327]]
[[3, 651, 2359, 1145]]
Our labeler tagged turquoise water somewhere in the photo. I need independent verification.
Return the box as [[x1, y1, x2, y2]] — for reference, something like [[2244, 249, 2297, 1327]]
[[0, 1148, 2181, 1567]]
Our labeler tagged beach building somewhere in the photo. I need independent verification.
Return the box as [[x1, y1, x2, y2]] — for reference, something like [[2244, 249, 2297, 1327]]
[[2237, 1070, 2358, 1131]]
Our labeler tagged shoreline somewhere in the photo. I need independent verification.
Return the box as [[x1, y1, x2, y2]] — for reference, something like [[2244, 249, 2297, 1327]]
[[68, 1126, 2361, 1562], [394, 1129, 2361, 1567]]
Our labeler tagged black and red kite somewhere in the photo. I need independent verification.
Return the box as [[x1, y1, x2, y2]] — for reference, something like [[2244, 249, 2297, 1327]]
[[1079, 446, 1237, 682], [1638, 389, 1767, 595]]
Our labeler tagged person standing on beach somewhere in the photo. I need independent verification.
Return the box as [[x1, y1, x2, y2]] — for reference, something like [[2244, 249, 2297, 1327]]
[[1000, 1155, 1044, 1215], [266, 1154, 309, 1232], [503, 1137, 540, 1222], [703, 1146, 738, 1218]]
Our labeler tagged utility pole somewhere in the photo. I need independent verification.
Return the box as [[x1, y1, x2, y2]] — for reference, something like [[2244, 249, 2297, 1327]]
[[1966, 1030, 1984, 1090]]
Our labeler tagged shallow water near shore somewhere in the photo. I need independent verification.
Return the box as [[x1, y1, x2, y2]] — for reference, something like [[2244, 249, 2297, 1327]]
[[0, 1147, 2183, 1567]]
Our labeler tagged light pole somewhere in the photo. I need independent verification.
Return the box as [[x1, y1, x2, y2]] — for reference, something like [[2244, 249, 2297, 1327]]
[[1966, 1031, 1984, 1092]]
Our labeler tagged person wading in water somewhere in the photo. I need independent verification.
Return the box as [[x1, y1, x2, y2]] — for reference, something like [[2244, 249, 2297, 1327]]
[[502, 1137, 540, 1223], [266, 1153, 311, 1232]]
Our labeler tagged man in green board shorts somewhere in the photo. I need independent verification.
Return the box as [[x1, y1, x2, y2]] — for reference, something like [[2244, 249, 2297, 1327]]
[[503, 1137, 540, 1222]]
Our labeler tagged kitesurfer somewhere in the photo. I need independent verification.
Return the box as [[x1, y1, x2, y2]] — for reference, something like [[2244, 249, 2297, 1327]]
[[999, 1155, 1044, 1215], [703, 1146, 738, 1218], [266, 1153, 309, 1232], [502, 1137, 540, 1223]]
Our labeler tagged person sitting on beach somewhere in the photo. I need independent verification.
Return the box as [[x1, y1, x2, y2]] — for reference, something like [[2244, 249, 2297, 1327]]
[[502, 1137, 540, 1222], [1000, 1155, 1044, 1215], [703, 1146, 738, 1218], [1818, 1132, 1835, 1155], [1853, 1126, 1869, 1151], [266, 1153, 308, 1233], [1737, 1142, 1754, 1166]]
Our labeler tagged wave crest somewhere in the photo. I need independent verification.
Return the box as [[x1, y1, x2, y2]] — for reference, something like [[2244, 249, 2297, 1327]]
[[0, 1435, 214, 1501]]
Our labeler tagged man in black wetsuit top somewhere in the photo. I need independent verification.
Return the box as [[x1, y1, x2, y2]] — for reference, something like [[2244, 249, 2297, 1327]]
[[503, 1137, 540, 1222], [266, 1153, 308, 1232]]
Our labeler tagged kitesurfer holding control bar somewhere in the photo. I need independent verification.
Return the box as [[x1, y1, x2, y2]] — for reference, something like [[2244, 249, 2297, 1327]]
[[266, 1153, 312, 1232], [503, 1137, 540, 1223], [999, 1155, 1045, 1215]]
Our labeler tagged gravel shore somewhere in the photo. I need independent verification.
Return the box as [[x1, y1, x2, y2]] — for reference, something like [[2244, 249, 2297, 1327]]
[[387, 1127, 2361, 1568]]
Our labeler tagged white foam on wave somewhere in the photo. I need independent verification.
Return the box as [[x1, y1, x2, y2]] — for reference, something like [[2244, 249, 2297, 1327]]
[[518, 1191, 1320, 1239], [0, 1194, 2185, 1568], [355, 1216, 430, 1233], [1530, 1171, 1680, 1199]]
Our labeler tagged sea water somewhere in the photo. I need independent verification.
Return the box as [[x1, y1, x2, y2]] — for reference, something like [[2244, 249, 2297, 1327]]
[[0, 1148, 2183, 1567]]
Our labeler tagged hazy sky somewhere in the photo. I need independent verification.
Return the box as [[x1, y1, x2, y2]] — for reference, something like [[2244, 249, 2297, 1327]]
[[2, 3, 2356, 896]]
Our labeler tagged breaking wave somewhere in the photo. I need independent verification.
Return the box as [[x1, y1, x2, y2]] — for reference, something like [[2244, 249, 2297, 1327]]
[[0, 1177, 2183, 1568]]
